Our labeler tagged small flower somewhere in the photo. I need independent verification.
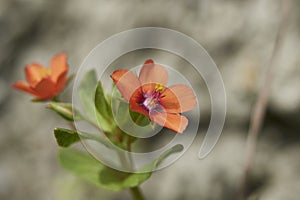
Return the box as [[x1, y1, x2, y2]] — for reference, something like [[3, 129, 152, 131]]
[[12, 53, 69, 100], [111, 59, 196, 133]]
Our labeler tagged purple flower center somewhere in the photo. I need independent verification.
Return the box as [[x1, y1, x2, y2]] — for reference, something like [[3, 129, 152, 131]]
[[142, 91, 161, 111]]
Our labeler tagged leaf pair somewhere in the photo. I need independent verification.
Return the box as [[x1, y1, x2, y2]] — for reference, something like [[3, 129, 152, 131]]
[[78, 70, 115, 133], [59, 145, 183, 191]]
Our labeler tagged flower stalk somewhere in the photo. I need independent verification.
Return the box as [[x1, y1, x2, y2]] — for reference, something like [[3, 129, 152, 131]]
[[130, 187, 145, 200], [238, 1, 291, 199]]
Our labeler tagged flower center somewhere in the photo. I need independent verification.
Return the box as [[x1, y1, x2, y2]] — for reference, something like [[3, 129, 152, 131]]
[[143, 95, 158, 111], [142, 84, 164, 111]]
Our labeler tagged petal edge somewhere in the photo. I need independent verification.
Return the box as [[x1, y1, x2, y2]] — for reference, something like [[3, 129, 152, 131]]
[[111, 69, 141, 101], [151, 111, 188, 133], [12, 81, 39, 97]]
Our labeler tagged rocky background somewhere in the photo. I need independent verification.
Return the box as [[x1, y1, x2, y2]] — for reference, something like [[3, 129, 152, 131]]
[[1, 0, 300, 200]]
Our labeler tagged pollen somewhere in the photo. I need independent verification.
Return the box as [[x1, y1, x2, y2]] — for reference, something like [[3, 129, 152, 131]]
[[155, 84, 164, 92]]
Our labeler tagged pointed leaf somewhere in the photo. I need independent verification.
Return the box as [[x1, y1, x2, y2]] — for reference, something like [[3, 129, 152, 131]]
[[78, 70, 98, 121], [142, 144, 184, 172], [95, 81, 115, 132], [78, 70, 115, 133], [54, 128, 81, 147], [59, 148, 104, 187], [59, 144, 183, 191], [98, 165, 151, 191], [48, 102, 83, 121], [59, 148, 151, 191], [54, 127, 113, 148], [95, 81, 113, 120]]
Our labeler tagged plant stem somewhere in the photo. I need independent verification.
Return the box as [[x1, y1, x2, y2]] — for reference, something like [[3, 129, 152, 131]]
[[237, 1, 291, 199], [130, 187, 145, 200], [135, 114, 145, 125], [127, 115, 147, 200]]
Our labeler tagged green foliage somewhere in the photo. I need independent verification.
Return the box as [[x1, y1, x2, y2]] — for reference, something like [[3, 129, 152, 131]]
[[54, 127, 114, 148], [78, 69, 98, 122], [48, 102, 83, 121], [59, 148, 105, 187], [94, 81, 115, 133], [59, 148, 151, 191], [142, 144, 183, 172], [59, 144, 183, 191], [57, 70, 185, 192], [78, 70, 115, 133], [54, 128, 81, 147], [95, 81, 113, 120]]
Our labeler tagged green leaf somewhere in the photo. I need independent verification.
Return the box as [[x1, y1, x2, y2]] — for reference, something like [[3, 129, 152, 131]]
[[95, 81, 113, 120], [78, 69, 98, 122], [98, 165, 151, 191], [59, 148, 151, 191], [95, 82, 115, 132], [78, 70, 115, 133], [48, 102, 83, 121], [54, 127, 113, 148], [142, 144, 184, 172], [54, 128, 81, 147], [59, 148, 104, 187], [58, 144, 183, 191]]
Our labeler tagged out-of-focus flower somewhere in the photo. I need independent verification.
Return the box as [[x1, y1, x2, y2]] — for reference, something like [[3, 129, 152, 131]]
[[111, 59, 196, 133], [12, 53, 69, 100]]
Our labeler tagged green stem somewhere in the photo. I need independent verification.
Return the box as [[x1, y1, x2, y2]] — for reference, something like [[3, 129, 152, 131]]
[[135, 114, 144, 125], [130, 187, 145, 200], [127, 116, 146, 200]]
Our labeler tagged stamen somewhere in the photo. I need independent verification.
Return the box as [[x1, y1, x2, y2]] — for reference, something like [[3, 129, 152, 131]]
[[141, 84, 165, 111], [143, 96, 157, 110], [155, 84, 164, 92]]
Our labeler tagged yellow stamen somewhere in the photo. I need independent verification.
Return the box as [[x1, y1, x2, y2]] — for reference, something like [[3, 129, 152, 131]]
[[155, 84, 164, 91], [46, 69, 51, 76]]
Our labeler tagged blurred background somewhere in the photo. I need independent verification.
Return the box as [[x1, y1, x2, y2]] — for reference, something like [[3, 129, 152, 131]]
[[1, 0, 300, 199]]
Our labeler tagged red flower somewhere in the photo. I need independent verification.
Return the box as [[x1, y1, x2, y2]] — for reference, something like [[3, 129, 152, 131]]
[[111, 59, 196, 133], [12, 53, 69, 100]]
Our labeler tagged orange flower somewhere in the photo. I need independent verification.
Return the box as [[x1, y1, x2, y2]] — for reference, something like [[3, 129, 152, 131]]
[[111, 59, 196, 133], [12, 53, 69, 100]]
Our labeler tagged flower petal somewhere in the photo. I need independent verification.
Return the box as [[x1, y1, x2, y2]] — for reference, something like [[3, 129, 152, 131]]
[[32, 78, 56, 99], [129, 87, 150, 118], [139, 60, 168, 87], [12, 81, 39, 97], [54, 71, 68, 93], [25, 63, 49, 86], [160, 84, 196, 113], [110, 69, 141, 101], [50, 53, 69, 83], [150, 111, 188, 133]]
